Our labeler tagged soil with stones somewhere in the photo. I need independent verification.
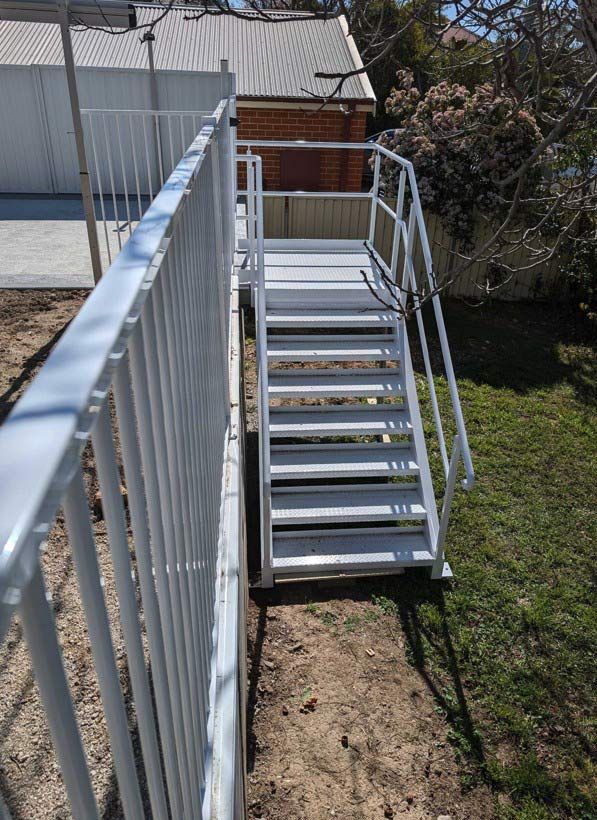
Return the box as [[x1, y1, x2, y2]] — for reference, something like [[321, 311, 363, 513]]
[[243, 307, 494, 820], [0, 289, 148, 820]]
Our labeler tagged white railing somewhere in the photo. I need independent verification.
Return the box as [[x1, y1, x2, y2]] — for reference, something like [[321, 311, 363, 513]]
[[82, 108, 213, 264], [238, 139, 474, 575], [236, 152, 272, 586], [0, 94, 245, 820]]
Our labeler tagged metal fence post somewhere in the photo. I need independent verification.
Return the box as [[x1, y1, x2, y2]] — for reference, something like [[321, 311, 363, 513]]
[[431, 435, 461, 579], [253, 154, 273, 588], [368, 148, 381, 246], [57, 3, 103, 284]]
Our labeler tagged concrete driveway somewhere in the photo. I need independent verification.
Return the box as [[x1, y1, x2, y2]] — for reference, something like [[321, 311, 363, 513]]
[[0, 195, 138, 288]]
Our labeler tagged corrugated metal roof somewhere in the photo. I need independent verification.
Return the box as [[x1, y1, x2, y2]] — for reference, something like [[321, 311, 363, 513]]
[[0, 6, 374, 100]]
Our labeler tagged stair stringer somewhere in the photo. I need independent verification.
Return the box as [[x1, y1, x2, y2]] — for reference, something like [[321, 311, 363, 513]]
[[396, 316, 440, 555]]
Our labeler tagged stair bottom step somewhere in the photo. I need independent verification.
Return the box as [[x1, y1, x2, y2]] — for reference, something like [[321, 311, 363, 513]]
[[272, 528, 434, 572]]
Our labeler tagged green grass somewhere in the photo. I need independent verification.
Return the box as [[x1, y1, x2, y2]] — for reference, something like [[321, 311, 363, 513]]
[[366, 301, 596, 818]]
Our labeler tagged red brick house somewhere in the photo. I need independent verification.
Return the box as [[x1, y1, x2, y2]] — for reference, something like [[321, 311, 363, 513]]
[[230, 12, 376, 191], [170, 11, 377, 192]]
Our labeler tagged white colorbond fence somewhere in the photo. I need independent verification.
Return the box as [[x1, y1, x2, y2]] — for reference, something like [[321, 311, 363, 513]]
[[259, 198, 562, 301], [0, 91, 245, 820]]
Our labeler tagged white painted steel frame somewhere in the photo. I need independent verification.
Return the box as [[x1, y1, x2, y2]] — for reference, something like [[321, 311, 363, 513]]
[[239, 137, 474, 578], [0, 91, 244, 819], [238, 152, 273, 587], [83, 107, 212, 265]]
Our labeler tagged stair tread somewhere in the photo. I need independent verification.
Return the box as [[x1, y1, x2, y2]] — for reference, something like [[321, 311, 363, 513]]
[[270, 443, 419, 479], [269, 405, 412, 438], [267, 339, 399, 361], [268, 370, 404, 399], [265, 266, 379, 283], [266, 309, 395, 327], [271, 485, 426, 524], [266, 279, 383, 291], [272, 528, 433, 570]]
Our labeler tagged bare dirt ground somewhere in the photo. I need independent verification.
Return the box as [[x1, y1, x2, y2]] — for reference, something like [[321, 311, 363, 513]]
[[243, 310, 494, 820], [0, 295, 498, 820], [246, 588, 495, 820], [0, 290, 146, 820]]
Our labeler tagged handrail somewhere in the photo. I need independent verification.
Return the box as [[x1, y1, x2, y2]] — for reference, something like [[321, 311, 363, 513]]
[[81, 108, 212, 115], [237, 153, 273, 587], [403, 164, 475, 490], [238, 139, 374, 151], [0, 99, 226, 632]]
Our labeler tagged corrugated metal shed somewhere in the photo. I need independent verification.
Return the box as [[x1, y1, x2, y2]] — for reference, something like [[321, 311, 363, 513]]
[[0, 6, 374, 101]]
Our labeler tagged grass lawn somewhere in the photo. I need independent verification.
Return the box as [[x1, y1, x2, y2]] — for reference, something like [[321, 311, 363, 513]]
[[372, 300, 596, 818]]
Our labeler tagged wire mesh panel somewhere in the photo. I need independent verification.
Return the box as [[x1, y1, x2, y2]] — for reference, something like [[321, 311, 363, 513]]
[[0, 91, 244, 820]]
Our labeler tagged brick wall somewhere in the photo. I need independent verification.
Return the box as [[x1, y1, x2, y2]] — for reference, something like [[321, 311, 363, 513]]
[[237, 105, 367, 192]]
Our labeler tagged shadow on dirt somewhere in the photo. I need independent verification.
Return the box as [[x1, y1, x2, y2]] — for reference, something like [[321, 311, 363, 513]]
[[247, 575, 485, 776]]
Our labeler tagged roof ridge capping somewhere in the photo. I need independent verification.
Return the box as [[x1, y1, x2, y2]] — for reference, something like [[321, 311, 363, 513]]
[[338, 14, 376, 102]]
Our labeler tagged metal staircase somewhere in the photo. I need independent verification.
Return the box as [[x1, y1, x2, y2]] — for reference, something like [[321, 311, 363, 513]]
[[239, 145, 475, 588]]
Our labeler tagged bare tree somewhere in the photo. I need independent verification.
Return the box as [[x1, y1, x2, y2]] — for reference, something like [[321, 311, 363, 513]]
[[73, 0, 597, 307]]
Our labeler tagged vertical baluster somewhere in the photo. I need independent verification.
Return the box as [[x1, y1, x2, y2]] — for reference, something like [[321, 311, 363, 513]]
[[368, 149, 381, 244], [139, 294, 203, 817], [206, 120, 231, 419], [115, 113, 133, 237], [63, 467, 144, 820], [127, 114, 143, 223], [113, 358, 184, 819], [102, 113, 122, 251], [128, 319, 196, 819], [142, 114, 154, 202], [154, 113, 164, 187], [91, 402, 169, 820], [20, 563, 100, 820], [86, 112, 112, 266], [151, 271, 206, 787], [167, 115, 175, 178]]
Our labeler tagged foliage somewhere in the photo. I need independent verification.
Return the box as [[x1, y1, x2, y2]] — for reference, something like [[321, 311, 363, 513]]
[[559, 233, 597, 324], [351, 0, 430, 132], [378, 70, 545, 243]]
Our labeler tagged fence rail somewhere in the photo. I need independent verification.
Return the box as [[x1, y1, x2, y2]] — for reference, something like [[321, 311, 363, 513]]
[[0, 90, 244, 820]]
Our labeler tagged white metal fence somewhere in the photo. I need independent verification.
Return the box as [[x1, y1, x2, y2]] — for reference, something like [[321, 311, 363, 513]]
[[0, 92, 245, 820], [82, 108, 211, 264], [0, 63, 232, 194]]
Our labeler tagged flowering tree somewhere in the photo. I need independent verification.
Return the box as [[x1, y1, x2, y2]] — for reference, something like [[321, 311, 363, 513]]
[[375, 59, 596, 304], [378, 71, 546, 244]]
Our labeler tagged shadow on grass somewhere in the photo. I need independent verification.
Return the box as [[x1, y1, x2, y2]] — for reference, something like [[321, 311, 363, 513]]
[[412, 300, 596, 404], [247, 577, 596, 816]]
